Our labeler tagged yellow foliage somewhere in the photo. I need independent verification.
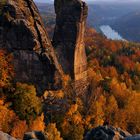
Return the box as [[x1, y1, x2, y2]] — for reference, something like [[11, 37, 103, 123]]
[[46, 123, 63, 140], [0, 100, 17, 133], [88, 68, 103, 83], [29, 114, 45, 132], [0, 50, 14, 88], [0, 100, 4, 105], [44, 90, 64, 99], [88, 95, 106, 127], [62, 75, 71, 87], [72, 113, 82, 124], [67, 104, 78, 116], [124, 94, 140, 134]]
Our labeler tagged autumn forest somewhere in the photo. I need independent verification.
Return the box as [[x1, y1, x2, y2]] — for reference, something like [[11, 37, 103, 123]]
[[0, 0, 140, 140]]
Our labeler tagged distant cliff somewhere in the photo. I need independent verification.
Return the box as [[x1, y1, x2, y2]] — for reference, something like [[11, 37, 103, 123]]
[[0, 0, 63, 94]]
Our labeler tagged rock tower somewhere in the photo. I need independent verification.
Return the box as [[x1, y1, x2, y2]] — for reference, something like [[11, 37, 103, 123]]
[[0, 0, 88, 95], [53, 0, 88, 95]]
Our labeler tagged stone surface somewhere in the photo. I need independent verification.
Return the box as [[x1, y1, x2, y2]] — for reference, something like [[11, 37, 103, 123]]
[[0, 131, 47, 140], [23, 131, 47, 140], [125, 135, 140, 140], [53, 0, 88, 95], [0, 130, 139, 140], [0, 131, 17, 140], [0, 0, 63, 94], [85, 126, 132, 140]]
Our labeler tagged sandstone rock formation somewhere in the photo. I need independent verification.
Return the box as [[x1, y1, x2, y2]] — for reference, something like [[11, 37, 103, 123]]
[[125, 135, 140, 140], [0, 0, 63, 94], [23, 131, 46, 140], [0, 130, 140, 140], [53, 0, 88, 95], [85, 126, 132, 140], [0, 131, 17, 140], [0, 131, 47, 140]]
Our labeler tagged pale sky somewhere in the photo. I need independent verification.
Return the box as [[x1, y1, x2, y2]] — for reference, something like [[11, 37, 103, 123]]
[[34, 0, 140, 3]]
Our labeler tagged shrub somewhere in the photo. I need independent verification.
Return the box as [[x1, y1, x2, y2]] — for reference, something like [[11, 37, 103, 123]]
[[13, 83, 42, 122]]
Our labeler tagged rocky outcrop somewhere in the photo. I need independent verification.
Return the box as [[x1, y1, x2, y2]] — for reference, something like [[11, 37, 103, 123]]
[[125, 135, 140, 140], [53, 0, 88, 95], [0, 131, 47, 140], [23, 131, 46, 140], [0, 0, 63, 94], [85, 126, 132, 140], [0, 131, 17, 140]]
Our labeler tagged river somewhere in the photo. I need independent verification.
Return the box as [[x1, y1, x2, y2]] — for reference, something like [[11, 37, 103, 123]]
[[100, 25, 125, 40]]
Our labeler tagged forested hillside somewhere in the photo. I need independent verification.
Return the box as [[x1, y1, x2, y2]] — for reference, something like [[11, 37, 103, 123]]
[[112, 11, 140, 42], [0, 27, 140, 139], [36, 2, 140, 42], [85, 28, 140, 134], [0, 0, 140, 140]]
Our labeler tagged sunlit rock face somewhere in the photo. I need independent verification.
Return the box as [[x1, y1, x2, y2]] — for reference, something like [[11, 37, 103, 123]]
[[0, 131, 17, 140], [0, 0, 63, 94], [53, 0, 88, 95]]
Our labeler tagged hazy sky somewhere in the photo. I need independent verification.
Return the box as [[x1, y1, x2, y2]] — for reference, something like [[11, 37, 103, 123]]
[[34, 0, 140, 3]]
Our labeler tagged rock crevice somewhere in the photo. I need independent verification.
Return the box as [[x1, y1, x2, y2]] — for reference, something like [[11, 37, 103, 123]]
[[0, 0, 63, 94]]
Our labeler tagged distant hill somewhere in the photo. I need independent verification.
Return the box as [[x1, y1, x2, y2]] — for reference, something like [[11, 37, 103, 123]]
[[35, 1, 53, 4], [87, 3, 140, 28], [36, 2, 140, 42], [112, 11, 140, 42]]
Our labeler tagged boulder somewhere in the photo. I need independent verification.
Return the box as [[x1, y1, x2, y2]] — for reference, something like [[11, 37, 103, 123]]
[[0, 131, 17, 140], [23, 131, 47, 140], [125, 135, 140, 140], [85, 126, 132, 140]]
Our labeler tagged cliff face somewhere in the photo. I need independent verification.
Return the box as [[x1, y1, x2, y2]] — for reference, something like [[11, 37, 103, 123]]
[[53, 0, 88, 95], [0, 0, 63, 93], [0, 0, 88, 95]]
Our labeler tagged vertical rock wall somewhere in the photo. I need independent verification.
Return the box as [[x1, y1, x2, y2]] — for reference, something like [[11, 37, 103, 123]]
[[53, 0, 88, 95], [0, 0, 63, 94]]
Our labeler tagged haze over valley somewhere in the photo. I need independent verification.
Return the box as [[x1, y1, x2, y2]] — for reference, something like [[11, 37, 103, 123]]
[[36, 0, 140, 42], [0, 0, 140, 139]]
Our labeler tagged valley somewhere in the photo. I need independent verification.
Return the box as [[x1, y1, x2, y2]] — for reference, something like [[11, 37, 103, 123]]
[[0, 0, 140, 140], [100, 25, 124, 40], [36, 1, 140, 42]]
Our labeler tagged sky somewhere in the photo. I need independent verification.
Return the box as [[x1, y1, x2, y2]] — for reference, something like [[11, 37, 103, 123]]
[[34, 0, 140, 3]]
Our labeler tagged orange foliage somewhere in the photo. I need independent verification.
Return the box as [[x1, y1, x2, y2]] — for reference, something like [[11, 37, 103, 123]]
[[0, 49, 14, 88], [0, 100, 17, 133], [11, 120, 27, 139], [85, 28, 140, 133], [29, 114, 45, 132], [117, 55, 135, 71]]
